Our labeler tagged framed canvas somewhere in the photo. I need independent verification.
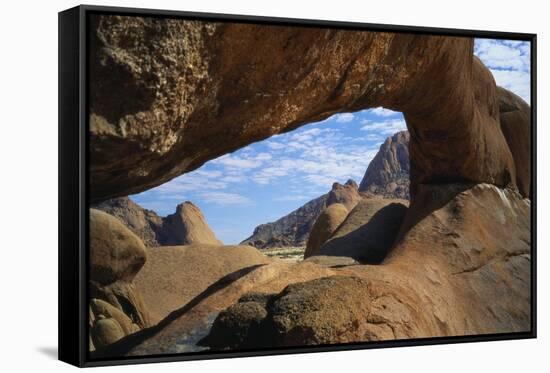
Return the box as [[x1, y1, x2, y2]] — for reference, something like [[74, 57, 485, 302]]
[[58, 4, 537, 367]]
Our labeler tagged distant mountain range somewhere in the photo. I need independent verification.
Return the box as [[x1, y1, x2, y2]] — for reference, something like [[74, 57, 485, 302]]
[[241, 131, 410, 249]]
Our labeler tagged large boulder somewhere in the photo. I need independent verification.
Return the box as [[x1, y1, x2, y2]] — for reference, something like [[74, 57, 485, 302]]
[[497, 87, 531, 198], [89, 16, 519, 203], [133, 244, 271, 323], [93, 197, 163, 247], [304, 203, 349, 258], [311, 198, 408, 263], [359, 131, 410, 199], [89, 209, 152, 350], [89, 209, 147, 285], [159, 202, 223, 246], [92, 317, 126, 349]]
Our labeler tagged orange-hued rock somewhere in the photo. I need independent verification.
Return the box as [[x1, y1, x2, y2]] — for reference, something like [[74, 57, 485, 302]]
[[159, 202, 223, 246], [133, 244, 271, 323], [497, 87, 531, 198], [359, 131, 410, 199], [304, 203, 349, 258], [89, 16, 520, 203], [326, 179, 361, 211], [313, 198, 408, 263], [90, 183, 529, 357], [89, 209, 147, 285]]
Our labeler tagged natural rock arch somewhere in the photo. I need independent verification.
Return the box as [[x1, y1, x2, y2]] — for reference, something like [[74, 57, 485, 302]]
[[89, 15, 529, 202]]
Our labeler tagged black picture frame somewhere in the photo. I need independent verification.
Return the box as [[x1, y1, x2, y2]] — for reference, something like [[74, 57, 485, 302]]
[[59, 4, 537, 368]]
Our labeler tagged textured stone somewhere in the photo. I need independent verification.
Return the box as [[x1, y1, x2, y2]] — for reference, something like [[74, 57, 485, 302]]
[[89, 16, 518, 203], [326, 179, 361, 210], [359, 131, 410, 199], [175, 184, 531, 351]]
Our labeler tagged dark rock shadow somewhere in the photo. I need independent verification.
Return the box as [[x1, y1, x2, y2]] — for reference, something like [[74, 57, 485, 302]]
[[91, 263, 266, 359], [316, 203, 408, 264]]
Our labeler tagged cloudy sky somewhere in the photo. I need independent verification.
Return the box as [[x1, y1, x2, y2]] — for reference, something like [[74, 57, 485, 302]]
[[131, 38, 531, 244]]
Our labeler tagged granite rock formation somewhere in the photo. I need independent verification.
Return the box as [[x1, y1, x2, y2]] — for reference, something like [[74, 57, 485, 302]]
[[93, 197, 163, 246], [88, 209, 151, 351], [86, 16, 532, 357], [194, 184, 531, 351], [89, 16, 525, 203], [158, 202, 223, 246], [359, 131, 410, 199], [241, 180, 359, 249], [497, 87, 531, 198], [133, 244, 270, 323], [95, 198, 222, 246], [304, 203, 349, 258], [312, 198, 408, 263]]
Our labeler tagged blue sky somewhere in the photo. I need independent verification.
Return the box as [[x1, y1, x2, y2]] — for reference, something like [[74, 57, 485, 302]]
[[131, 38, 531, 244]]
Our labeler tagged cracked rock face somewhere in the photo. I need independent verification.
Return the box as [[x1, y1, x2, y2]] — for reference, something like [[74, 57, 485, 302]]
[[89, 15, 525, 203]]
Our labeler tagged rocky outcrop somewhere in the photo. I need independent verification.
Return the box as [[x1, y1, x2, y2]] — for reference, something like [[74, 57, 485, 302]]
[[88, 209, 151, 351], [95, 199, 222, 246], [93, 197, 163, 246], [312, 198, 408, 263], [193, 184, 531, 351], [241, 180, 359, 249], [89, 209, 148, 286], [158, 202, 222, 246], [304, 203, 349, 258], [241, 194, 327, 249], [133, 244, 271, 323], [497, 87, 531, 198], [89, 16, 524, 203], [359, 131, 410, 199], [326, 179, 361, 210]]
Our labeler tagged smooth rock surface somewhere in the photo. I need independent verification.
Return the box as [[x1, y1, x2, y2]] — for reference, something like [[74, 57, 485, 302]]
[[159, 202, 223, 246], [314, 198, 408, 263], [133, 244, 271, 323], [304, 203, 349, 258], [89, 209, 148, 285]]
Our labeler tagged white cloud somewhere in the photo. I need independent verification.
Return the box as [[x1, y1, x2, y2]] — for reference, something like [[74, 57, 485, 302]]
[[197, 191, 252, 206], [360, 118, 407, 135], [333, 113, 355, 123], [370, 107, 399, 117], [266, 141, 285, 150], [490, 69, 531, 103], [474, 38, 531, 102], [474, 39, 530, 71]]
